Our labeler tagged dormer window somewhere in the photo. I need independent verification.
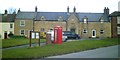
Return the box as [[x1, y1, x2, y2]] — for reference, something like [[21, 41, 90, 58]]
[[83, 16, 88, 23], [101, 19, 104, 23], [58, 16, 63, 21], [40, 16, 45, 20], [100, 17, 104, 23], [84, 19, 87, 23]]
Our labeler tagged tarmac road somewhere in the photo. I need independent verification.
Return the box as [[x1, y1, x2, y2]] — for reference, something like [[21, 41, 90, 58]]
[[47, 45, 119, 58]]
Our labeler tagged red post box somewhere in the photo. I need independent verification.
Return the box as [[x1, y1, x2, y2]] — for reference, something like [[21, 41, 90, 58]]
[[54, 26, 62, 44]]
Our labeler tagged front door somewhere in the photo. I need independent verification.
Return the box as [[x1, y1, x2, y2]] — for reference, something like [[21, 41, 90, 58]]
[[92, 29, 96, 38], [4, 31, 7, 39]]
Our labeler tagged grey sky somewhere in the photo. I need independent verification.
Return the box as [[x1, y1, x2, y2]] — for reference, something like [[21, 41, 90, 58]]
[[0, 0, 119, 14]]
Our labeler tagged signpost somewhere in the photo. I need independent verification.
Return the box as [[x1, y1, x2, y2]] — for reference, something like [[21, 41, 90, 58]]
[[29, 31, 40, 47]]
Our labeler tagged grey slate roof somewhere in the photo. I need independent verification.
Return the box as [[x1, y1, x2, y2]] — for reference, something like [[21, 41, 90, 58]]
[[0, 14, 15, 22], [16, 12, 36, 20], [109, 11, 120, 16], [76, 13, 108, 22], [36, 12, 68, 20], [16, 11, 109, 22]]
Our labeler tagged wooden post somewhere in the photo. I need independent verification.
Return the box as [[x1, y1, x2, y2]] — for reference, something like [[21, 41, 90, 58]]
[[38, 32, 40, 47], [29, 31, 32, 47]]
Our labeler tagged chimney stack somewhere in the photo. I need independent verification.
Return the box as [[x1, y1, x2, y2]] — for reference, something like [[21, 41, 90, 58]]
[[4, 10, 7, 14], [73, 6, 76, 13]]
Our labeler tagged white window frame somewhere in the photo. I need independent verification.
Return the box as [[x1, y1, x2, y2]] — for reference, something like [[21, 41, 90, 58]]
[[83, 29, 87, 34], [117, 26, 120, 34], [100, 30, 104, 34], [20, 20, 25, 26], [41, 16, 45, 20], [58, 16, 63, 21], [100, 19, 104, 23], [117, 17, 120, 24], [92, 29, 96, 38], [10, 23, 13, 28], [20, 29, 25, 35], [84, 19, 87, 23]]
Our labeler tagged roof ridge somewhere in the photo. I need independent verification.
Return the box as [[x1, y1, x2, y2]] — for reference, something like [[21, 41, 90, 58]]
[[38, 12, 67, 13], [19, 11, 35, 13], [77, 12, 104, 14]]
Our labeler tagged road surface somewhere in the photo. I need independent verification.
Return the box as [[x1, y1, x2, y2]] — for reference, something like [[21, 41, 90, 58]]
[[47, 45, 119, 58]]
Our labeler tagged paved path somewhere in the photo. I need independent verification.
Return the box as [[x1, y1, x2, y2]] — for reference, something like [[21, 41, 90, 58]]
[[2, 42, 45, 50], [47, 45, 119, 58]]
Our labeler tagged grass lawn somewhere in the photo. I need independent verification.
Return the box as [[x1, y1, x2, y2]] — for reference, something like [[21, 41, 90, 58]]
[[2, 37, 46, 48], [2, 38, 119, 58]]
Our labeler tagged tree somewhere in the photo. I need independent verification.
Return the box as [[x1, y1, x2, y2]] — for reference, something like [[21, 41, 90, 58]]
[[8, 7, 16, 14]]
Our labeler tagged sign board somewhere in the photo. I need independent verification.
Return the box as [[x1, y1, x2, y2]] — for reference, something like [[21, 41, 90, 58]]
[[31, 32, 40, 39], [36, 33, 39, 39], [29, 31, 40, 47], [32, 32, 35, 39]]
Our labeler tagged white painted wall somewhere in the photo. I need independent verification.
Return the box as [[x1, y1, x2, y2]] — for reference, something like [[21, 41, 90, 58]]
[[117, 16, 120, 34], [117, 16, 120, 24], [0, 22, 14, 39]]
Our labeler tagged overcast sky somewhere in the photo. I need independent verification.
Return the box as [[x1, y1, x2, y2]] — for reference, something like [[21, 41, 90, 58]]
[[0, 0, 119, 14]]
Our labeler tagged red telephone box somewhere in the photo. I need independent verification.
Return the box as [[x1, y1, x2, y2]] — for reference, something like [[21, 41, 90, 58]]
[[54, 26, 62, 44]]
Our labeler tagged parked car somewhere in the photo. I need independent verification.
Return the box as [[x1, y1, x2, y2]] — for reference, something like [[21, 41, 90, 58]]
[[62, 31, 80, 39], [47, 31, 67, 42]]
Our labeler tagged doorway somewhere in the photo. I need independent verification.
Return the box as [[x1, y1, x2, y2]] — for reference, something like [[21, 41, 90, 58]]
[[92, 29, 96, 38], [4, 31, 7, 39]]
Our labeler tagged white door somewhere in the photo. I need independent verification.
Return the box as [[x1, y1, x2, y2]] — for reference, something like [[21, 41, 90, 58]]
[[92, 29, 96, 38]]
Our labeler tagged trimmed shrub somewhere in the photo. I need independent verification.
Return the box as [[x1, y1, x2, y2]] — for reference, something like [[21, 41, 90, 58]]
[[8, 32, 14, 38]]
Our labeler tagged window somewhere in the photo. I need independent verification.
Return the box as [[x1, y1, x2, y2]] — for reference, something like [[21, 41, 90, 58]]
[[20, 20, 25, 26], [72, 19, 74, 21], [117, 17, 120, 24], [84, 19, 87, 23], [117, 27, 120, 34], [83, 16, 88, 23], [71, 23, 75, 27], [40, 28, 45, 32], [100, 17, 104, 23], [41, 16, 45, 20], [10, 24, 13, 28], [20, 30, 25, 35], [58, 16, 63, 22], [100, 30, 104, 34], [83, 29, 87, 34], [100, 19, 104, 23]]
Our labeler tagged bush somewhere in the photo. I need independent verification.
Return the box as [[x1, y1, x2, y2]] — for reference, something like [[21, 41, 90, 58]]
[[10, 35, 26, 39], [8, 32, 14, 37], [0, 34, 1, 38]]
